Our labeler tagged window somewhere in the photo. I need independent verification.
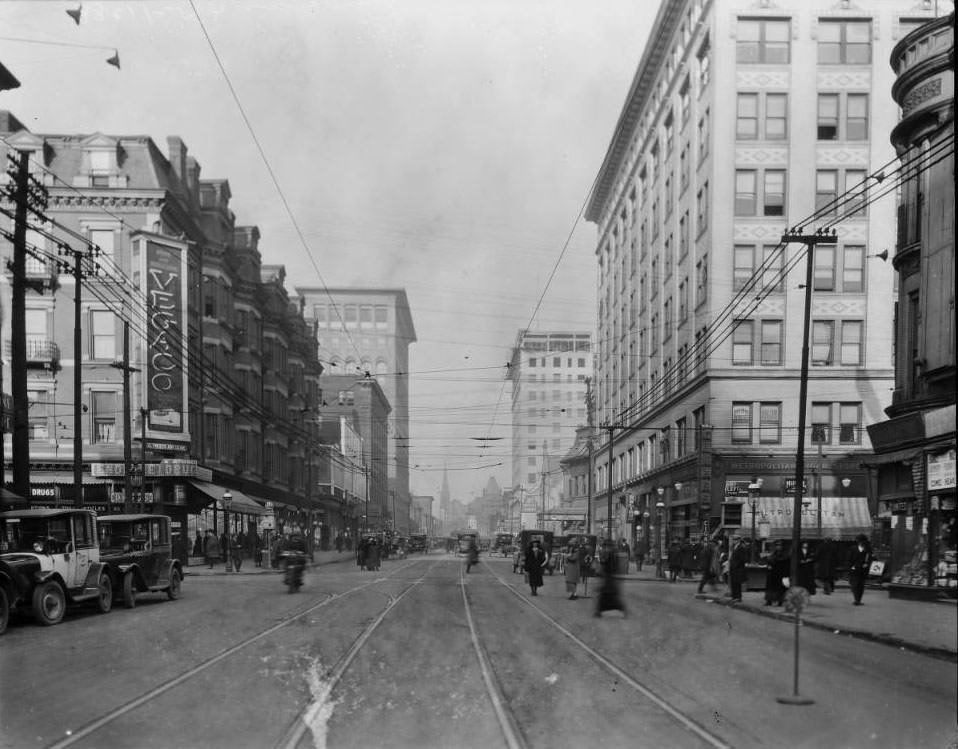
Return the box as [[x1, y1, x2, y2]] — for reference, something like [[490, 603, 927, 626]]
[[816, 170, 839, 214], [528, 390, 537, 401], [732, 320, 753, 365], [846, 94, 869, 140], [766, 94, 787, 139], [664, 176, 673, 216], [762, 245, 785, 292], [89, 229, 115, 264], [817, 94, 839, 140], [812, 321, 835, 365], [735, 171, 757, 216], [844, 169, 868, 216], [697, 37, 711, 89], [737, 94, 758, 139], [764, 170, 785, 216], [841, 321, 863, 365], [698, 109, 710, 160], [842, 245, 865, 292], [759, 403, 782, 443], [818, 93, 869, 141], [818, 20, 871, 64], [28, 390, 49, 440], [696, 181, 709, 233], [732, 403, 752, 442], [811, 402, 832, 444], [528, 358, 537, 367], [90, 309, 116, 360], [734, 245, 754, 290], [92, 391, 117, 444], [814, 246, 836, 291], [737, 92, 787, 140], [359, 305, 373, 327], [839, 403, 862, 444], [679, 212, 689, 258], [552, 357, 561, 367], [680, 78, 691, 127], [679, 144, 690, 191], [760, 320, 783, 365], [374, 305, 388, 327], [678, 278, 689, 323], [696, 255, 708, 307], [737, 18, 791, 63], [665, 112, 674, 154], [343, 305, 358, 327]]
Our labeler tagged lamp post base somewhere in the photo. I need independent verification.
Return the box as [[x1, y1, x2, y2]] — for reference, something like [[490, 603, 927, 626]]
[[776, 695, 815, 705]]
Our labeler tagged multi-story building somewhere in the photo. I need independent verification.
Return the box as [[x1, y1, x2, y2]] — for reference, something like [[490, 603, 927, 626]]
[[866, 13, 955, 599], [0, 118, 327, 557], [298, 287, 416, 533], [585, 0, 937, 550], [319, 374, 390, 536], [508, 330, 591, 531]]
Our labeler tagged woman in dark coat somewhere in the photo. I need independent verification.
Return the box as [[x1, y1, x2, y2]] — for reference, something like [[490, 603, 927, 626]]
[[667, 541, 683, 582], [815, 537, 838, 594], [764, 541, 790, 606], [523, 539, 547, 596], [796, 541, 817, 595]]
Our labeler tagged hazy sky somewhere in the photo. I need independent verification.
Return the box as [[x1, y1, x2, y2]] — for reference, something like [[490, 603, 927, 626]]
[[0, 0, 655, 501]]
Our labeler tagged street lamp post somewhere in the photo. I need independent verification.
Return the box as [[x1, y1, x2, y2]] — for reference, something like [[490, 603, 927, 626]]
[[222, 490, 232, 572], [657, 486, 667, 549], [643, 510, 651, 569], [673, 481, 682, 543], [654, 499, 665, 578]]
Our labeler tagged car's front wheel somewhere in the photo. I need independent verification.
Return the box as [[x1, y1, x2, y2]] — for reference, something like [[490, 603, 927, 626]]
[[123, 572, 137, 609], [0, 586, 9, 635], [166, 569, 181, 600], [32, 581, 66, 625], [96, 573, 113, 613]]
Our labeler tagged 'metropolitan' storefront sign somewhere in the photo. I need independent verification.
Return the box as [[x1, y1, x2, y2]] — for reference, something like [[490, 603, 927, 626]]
[[134, 233, 190, 443]]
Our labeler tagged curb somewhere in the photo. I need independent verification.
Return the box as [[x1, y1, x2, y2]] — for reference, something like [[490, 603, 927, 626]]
[[696, 592, 958, 663]]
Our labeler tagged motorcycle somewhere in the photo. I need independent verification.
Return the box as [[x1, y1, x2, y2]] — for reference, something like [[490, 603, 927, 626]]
[[281, 551, 307, 593]]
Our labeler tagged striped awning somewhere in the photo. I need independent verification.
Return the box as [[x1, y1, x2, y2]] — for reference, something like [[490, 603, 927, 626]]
[[188, 481, 270, 516], [743, 496, 872, 541]]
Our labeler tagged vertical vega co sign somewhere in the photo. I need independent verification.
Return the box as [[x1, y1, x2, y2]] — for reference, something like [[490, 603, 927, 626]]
[[134, 233, 190, 443]]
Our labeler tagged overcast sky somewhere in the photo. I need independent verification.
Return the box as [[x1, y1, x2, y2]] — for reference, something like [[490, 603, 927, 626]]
[[0, 0, 655, 501]]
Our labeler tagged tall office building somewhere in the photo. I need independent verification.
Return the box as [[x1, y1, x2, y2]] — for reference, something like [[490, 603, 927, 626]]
[[508, 330, 592, 528], [585, 0, 937, 547], [297, 287, 416, 532]]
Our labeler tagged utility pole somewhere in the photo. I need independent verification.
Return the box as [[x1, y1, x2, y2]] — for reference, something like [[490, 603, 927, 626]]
[[8, 151, 31, 500], [140, 407, 148, 512], [606, 424, 614, 541], [110, 321, 139, 512], [777, 227, 837, 707], [540, 441, 546, 530]]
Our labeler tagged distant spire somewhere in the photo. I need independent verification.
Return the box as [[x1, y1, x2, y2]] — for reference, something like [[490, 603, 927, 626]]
[[440, 463, 451, 508]]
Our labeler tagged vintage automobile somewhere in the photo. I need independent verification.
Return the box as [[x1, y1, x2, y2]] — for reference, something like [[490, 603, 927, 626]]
[[0, 509, 113, 634], [96, 514, 182, 608]]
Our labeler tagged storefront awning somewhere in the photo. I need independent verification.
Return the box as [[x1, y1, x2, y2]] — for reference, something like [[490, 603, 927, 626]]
[[30, 472, 111, 485], [860, 447, 923, 467], [188, 481, 270, 516], [744, 496, 872, 541]]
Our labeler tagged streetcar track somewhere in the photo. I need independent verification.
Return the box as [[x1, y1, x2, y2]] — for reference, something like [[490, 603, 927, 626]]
[[459, 566, 528, 749], [46, 558, 429, 749], [275, 560, 440, 749], [481, 560, 732, 749]]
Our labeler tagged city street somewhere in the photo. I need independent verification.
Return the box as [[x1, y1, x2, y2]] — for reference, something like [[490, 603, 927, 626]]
[[1, 552, 954, 749]]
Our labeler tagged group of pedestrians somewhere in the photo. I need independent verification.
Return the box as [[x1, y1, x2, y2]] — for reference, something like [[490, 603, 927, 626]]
[[195, 528, 250, 571], [760, 534, 872, 606]]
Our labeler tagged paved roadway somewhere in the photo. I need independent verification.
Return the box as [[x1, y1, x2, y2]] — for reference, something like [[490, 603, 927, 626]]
[[0, 552, 954, 749]]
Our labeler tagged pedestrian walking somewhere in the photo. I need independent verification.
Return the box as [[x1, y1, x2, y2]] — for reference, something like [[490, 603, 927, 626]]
[[595, 539, 626, 616], [193, 530, 203, 558], [523, 539, 547, 596], [667, 540, 683, 582], [465, 537, 479, 573], [564, 538, 582, 599], [796, 541, 816, 595], [366, 537, 381, 571], [848, 534, 872, 605], [634, 536, 647, 571], [205, 530, 221, 569], [696, 538, 722, 593], [680, 539, 695, 580], [729, 537, 750, 601], [335, 533, 343, 553], [617, 538, 631, 574], [764, 540, 790, 606], [815, 537, 838, 594], [231, 534, 243, 572]]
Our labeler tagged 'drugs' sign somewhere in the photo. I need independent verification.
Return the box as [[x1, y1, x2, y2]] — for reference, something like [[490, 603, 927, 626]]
[[134, 233, 189, 441]]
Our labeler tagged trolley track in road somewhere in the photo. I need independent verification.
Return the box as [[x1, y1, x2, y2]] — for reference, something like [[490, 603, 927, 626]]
[[472, 559, 732, 749], [47, 558, 431, 749]]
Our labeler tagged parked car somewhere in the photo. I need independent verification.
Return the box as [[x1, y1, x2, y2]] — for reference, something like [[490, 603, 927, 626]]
[[96, 514, 182, 608], [0, 509, 113, 634]]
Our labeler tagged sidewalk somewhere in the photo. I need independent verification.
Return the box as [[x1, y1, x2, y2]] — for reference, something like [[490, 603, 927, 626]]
[[183, 549, 357, 576], [619, 565, 957, 661]]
